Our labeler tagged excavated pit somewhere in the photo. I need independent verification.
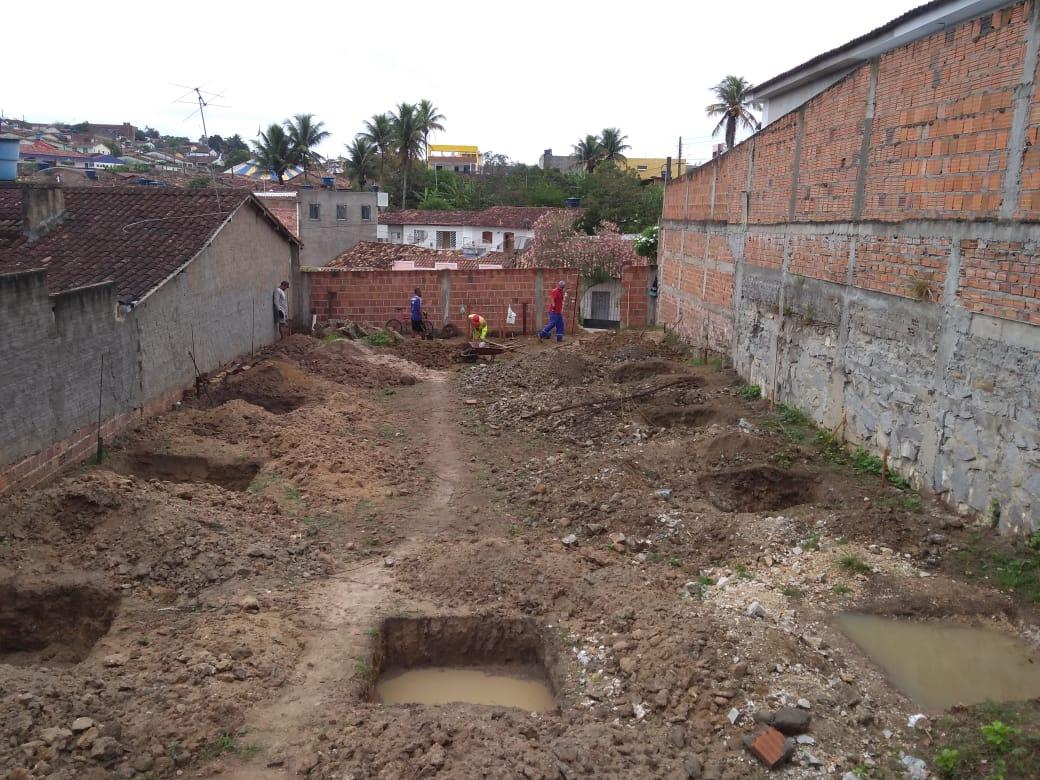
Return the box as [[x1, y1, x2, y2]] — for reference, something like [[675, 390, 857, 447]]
[[610, 359, 684, 383], [368, 615, 564, 711], [109, 453, 262, 491], [0, 579, 119, 666], [697, 465, 818, 512], [640, 405, 723, 428]]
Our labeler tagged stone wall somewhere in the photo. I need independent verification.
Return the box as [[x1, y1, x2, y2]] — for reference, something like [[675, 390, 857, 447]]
[[659, 1, 1040, 531]]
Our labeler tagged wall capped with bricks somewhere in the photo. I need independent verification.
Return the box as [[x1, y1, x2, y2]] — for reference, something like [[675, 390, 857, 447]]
[[659, 1, 1040, 531]]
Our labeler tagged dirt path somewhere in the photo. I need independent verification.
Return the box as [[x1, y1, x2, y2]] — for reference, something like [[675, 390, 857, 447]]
[[213, 374, 472, 778]]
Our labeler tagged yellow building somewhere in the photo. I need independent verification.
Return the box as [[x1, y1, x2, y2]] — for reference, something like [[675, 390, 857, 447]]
[[617, 157, 687, 181], [428, 144, 481, 174]]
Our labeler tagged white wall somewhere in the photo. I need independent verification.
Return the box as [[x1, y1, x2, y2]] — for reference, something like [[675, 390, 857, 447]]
[[388, 223, 534, 252], [580, 280, 622, 323]]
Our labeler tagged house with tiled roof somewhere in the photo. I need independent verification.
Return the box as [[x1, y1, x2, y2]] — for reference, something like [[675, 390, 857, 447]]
[[326, 241, 518, 271], [0, 182, 301, 493], [378, 206, 567, 255]]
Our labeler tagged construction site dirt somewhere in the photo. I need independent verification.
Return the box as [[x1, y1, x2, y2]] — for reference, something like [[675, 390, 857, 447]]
[[1, 331, 1038, 779]]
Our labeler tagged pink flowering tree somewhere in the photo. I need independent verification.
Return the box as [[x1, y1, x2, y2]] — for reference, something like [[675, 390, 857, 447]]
[[527, 212, 641, 284]]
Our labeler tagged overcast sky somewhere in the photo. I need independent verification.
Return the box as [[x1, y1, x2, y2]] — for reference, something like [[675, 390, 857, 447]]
[[6, 0, 919, 166]]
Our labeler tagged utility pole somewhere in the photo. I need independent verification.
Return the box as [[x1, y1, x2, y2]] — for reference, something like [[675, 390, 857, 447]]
[[677, 136, 683, 178]]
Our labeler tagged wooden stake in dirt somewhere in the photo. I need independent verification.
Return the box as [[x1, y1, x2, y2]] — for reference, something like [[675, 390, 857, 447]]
[[881, 446, 890, 487], [522, 376, 698, 418], [95, 353, 104, 463]]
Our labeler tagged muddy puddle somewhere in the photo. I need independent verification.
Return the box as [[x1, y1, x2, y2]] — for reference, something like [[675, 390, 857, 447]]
[[375, 666, 555, 711], [836, 613, 1040, 711]]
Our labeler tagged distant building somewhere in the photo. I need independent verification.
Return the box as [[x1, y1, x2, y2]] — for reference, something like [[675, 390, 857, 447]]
[[539, 148, 582, 173], [428, 144, 481, 174], [255, 188, 385, 267], [379, 207, 561, 255]]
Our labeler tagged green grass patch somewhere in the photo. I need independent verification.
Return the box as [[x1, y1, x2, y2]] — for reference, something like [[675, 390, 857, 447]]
[[832, 584, 852, 596], [738, 384, 762, 401], [957, 532, 1040, 604], [354, 657, 372, 680], [283, 485, 301, 501], [769, 451, 793, 469], [903, 493, 924, 513], [364, 332, 394, 347], [780, 585, 804, 599], [838, 554, 871, 575], [320, 333, 344, 344], [201, 730, 262, 761], [932, 704, 1040, 779], [800, 532, 821, 551]]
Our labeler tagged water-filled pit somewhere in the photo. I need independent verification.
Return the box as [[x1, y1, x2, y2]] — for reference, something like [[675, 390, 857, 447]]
[[837, 613, 1040, 711], [369, 616, 561, 711]]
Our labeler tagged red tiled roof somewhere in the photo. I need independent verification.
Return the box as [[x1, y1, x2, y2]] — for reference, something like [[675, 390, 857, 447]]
[[327, 241, 476, 270], [0, 187, 298, 300], [20, 140, 89, 158], [378, 206, 562, 229], [253, 193, 298, 237]]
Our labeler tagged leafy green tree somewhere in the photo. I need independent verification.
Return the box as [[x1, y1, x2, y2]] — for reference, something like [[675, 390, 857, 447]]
[[576, 164, 661, 233], [573, 134, 605, 173], [142, 126, 160, 140], [361, 113, 394, 185], [224, 148, 250, 168], [600, 128, 630, 162], [101, 139, 122, 156], [285, 113, 331, 183], [224, 134, 249, 154], [390, 103, 424, 208], [343, 136, 377, 190], [416, 99, 446, 160], [706, 75, 761, 150], [70, 121, 89, 133], [206, 135, 225, 154], [418, 189, 453, 210], [252, 123, 294, 183]]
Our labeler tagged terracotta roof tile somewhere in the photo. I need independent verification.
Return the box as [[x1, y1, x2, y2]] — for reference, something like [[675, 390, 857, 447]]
[[0, 187, 296, 301], [327, 241, 476, 270], [378, 206, 565, 229]]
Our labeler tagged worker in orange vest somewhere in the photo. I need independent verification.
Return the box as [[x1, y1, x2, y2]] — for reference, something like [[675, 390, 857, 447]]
[[468, 313, 488, 342]]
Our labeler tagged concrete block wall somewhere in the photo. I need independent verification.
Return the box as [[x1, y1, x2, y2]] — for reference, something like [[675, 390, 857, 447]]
[[659, 0, 1040, 531], [0, 202, 293, 495], [304, 267, 581, 337]]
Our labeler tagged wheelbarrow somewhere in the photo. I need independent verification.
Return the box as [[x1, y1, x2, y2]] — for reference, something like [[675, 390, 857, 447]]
[[460, 341, 508, 363]]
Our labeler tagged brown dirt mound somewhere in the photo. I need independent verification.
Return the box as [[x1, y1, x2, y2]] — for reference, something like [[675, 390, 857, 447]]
[[298, 340, 419, 387], [381, 339, 460, 369], [610, 359, 683, 383], [696, 465, 818, 512], [0, 576, 119, 665], [549, 352, 591, 385], [696, 430, 784, 465], [209, 360, 315, 413]]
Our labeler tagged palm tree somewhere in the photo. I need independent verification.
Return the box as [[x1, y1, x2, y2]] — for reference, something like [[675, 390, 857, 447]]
[[416, 99, 446, 160], [390, 102, 424, 208], [573, 134, 605, 173], [360, 112, 394, 184], [343, 136, 377, 190], [284, 113, 331, 183], [600, 128, 630, 162], [252, 123, 294, 183], [706, 75, 761, 150]]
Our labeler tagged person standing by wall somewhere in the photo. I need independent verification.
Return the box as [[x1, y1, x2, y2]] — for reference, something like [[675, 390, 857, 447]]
[[539, 280, 567, 343], [410, 288, 424, 338], [273, 280, 290, 340]]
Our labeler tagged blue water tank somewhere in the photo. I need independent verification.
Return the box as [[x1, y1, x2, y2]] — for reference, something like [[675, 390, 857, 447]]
[[321, 176, 333, 188], [565, 197, 581, 208], [0, 134, 20, 181]]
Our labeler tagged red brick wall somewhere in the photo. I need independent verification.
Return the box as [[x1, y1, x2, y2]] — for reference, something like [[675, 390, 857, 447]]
[[620, 264, 658, 327], [661, 0, 1040, 332], [305, 267, 581, 336]]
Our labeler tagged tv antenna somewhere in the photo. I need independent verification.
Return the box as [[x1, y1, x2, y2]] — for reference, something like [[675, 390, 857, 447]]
[[171, 82, 232, 208]]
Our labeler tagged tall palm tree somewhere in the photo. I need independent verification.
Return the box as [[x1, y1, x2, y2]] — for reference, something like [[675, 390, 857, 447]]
[[573, 134, 605, 173], [416, 99, 446, 160], [706, 76, 761, 150], [600, 128, 630, 162], [252, 123, 294, 183], [284, 113, 331, 183], [343, 136, 377, 191], [390, 102, 423, 208], [360, 112, 394, 184]]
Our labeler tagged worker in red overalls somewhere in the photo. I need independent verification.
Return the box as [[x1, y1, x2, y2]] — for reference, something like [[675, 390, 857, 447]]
[[538, 280, 567, 342]]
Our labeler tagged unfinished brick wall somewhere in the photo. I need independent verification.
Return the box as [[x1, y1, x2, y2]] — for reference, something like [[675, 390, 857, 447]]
[[304, 267, 581, 336], [659, 0, 1040, 531], [619, 264, 658, 327]]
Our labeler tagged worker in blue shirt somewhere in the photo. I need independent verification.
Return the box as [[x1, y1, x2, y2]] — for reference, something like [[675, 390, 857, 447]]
[[409, 288, 423, 337]]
